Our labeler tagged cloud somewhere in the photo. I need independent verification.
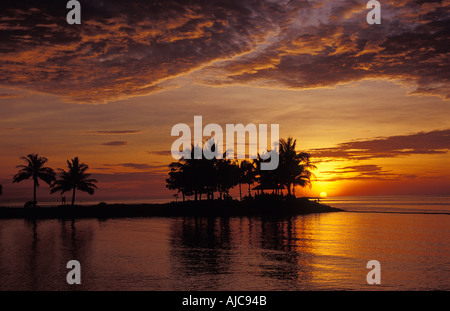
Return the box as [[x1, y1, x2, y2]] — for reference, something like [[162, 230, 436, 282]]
[[196, 0, 450, 99], [0, 93, 23, 99], [103, 163, 167, 170], [94, 171, 167, 183], [0, 0, 294, 103], [147, 150, 172, 156], [2, 1, 446, 103], [83, 130, 142, 135], [309, 129, 450, 161], [318, 164, 417, 182], [101, 141, 128, 146]]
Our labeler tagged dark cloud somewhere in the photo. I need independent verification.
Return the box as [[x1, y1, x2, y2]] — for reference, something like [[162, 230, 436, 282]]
[[0, 0, 299, 103], [0, 1, 448, 102], [91, 167, 112, 170], [309, 129, 450, 161], [101, 141, 128, 146], [147, 150, 172, 156], [319, 164, 417, 182], [197, 0, 450, 99]]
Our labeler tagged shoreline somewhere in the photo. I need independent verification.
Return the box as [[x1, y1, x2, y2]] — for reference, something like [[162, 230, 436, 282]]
[[0, 197, 343, 219]]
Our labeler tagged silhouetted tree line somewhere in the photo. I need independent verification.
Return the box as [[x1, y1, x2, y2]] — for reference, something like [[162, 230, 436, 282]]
[[166, 137, 316, 201], [4, 154, 98, 207]]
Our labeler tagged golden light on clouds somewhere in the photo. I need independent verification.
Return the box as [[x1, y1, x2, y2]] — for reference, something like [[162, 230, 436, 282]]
[[0, 0, 448, 201]]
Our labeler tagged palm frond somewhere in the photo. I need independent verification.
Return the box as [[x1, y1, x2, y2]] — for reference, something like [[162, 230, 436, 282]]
[[12, 172, 32, 183], [52, 157, 98, 203]]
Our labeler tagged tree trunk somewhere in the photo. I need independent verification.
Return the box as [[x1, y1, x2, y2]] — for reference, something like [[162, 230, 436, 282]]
[[71, 187, 76, 206], [33, 178, 37, 208]]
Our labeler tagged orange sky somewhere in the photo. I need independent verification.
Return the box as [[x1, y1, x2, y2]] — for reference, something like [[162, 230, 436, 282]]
[[0, 0, 449, 203]]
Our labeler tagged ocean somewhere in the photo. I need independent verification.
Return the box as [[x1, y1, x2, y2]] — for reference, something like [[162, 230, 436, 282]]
[[0, 195, 448, 291]]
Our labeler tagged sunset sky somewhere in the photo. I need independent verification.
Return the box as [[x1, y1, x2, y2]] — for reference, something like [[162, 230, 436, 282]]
[[0, 0, 449, 203]]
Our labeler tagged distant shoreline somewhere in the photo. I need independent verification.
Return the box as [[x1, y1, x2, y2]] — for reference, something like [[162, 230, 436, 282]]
[[0, 197, 343, 219]]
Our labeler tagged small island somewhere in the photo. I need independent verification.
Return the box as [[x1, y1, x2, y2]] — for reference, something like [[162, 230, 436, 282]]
[[0, 137, 343, 220], [0, 196, 342, 219]]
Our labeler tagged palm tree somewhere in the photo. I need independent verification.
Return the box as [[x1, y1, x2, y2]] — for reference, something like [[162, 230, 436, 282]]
[[13, 154, 56, 207], [0, 184, 3, 196], [292, 152, 316, 197], [254, 153, 283, 195], [279, 137, 299, 195], [240, 160, 256, 197], [51, 157, 98, 206], [167, 143, 220, 201], [216, 157, 239, 200], [167, 162, 193, 202], [170, 145, 205, 201], [279, 137, 316, 197]]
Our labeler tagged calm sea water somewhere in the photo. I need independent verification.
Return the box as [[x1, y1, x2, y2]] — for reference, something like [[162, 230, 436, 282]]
[[0, 196, 449, 291]]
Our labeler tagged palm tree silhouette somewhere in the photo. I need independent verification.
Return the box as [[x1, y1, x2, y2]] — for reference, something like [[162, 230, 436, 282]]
[[51, 157, 98, 206], [166, 136, 318, 202], [166, 141, 244, 201], [167, 161, 193, 201], [254, 153, 282, 195], [279, 137, 316, 197], [279, 137, 298, 195], [240, 160, 256, 197], [13, 154, 56, 207], [216, 156, 239, 200], [172, 145, 205, 201], [292, 152, 316, 197], [0, 184, 3, 196]]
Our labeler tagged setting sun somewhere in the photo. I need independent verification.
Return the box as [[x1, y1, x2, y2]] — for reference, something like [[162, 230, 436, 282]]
[[320, 192, 328, 198]]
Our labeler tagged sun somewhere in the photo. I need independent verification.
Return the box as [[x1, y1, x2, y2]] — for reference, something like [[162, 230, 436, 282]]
[[320, 192, 327, 198]]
